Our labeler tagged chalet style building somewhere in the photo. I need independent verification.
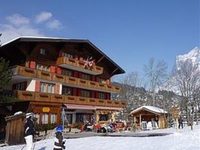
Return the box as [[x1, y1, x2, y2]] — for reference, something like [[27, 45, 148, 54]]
[[0, 36, 126, 127], [130, 106, 168, 129]]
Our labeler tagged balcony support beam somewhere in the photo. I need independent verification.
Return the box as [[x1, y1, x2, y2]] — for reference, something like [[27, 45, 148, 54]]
[[96, 56, 105, 64]]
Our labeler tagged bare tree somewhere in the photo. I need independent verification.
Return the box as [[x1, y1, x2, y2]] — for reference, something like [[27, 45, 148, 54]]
[[143, 58, 168, 106], [113, 71, 143, 121], [174, 59, 200, 128]]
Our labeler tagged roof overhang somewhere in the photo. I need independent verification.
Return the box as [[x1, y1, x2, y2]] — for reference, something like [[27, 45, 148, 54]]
[[64, 104, 122, 111], [130, 106, 168, 116], [0, 36, 125, 76]]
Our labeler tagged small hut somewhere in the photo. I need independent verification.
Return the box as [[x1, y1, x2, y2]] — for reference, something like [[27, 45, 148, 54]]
[[5, 112, 25, 145], [130, 106, 168, 130]]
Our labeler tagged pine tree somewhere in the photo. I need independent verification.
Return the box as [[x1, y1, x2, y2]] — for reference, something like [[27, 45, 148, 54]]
[[0, 57, 12, 90], [0, 57, 13, 103]]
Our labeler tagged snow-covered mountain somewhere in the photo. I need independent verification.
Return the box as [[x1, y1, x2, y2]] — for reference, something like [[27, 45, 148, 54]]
[[176, 47, 200, 66], [161, 47, 200, 94]]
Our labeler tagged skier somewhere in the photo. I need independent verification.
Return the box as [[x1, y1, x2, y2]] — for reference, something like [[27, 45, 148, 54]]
[[24, 112, 35, 150], [53, 125, 66, 150]]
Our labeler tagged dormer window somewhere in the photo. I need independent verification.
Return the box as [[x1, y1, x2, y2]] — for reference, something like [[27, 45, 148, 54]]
[[40, 48, 46, 55]]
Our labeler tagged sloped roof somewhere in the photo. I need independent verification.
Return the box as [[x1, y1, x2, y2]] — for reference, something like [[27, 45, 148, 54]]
[[130, 106, 168, 115], [0, 36, 125, 75]]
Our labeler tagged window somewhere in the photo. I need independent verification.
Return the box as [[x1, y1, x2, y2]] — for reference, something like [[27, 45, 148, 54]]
[[62, 69, 72, 76], [63, 52, 73, 58], [50, 114, 57, 124], [34, 114, 40, 124], [66, 114, 73, 124], [76, 113, 84, 123], [80, 73, 91, 80], [40, 82, 55, 93], [98, 92, 105, 99], [80, 89, 90, 97], [14, 82, 27, 90], [40, 48, 46, 55], [36, 64, 50, 71], [41, 113, 48, 124], [62, 86, 72, 95], [99, 114, 108, 121]]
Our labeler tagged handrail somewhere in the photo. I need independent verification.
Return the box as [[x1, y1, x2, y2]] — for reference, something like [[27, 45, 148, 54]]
[[15, 90, 126, 108]]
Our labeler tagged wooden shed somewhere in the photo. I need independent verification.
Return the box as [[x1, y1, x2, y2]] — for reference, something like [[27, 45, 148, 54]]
[[5, 112, 25, 145], [130, 106, 168, 130]]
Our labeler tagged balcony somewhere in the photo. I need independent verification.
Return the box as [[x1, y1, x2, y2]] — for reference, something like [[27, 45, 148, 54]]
[[37, 70, 52, 81], [56, 57, 103, 75], [15, 91, 126, 108], [12, 66, 36, 78], [12, 66, 121, 93]]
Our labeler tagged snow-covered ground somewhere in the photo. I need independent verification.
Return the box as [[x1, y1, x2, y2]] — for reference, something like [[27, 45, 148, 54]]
[[1, 125, 200, 150]]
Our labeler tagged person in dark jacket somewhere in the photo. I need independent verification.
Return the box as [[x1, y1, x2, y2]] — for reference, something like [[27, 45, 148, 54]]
[[54, 125, 65, 150], [24, 112, 35, 150], [178, 116, 183, 129]]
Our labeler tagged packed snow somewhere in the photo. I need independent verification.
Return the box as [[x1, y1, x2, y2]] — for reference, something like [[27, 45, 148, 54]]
[[1, 125, 200, 150]]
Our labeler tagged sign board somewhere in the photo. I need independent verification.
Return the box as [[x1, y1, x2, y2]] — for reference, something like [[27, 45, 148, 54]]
[[42, 107, 50, 112]]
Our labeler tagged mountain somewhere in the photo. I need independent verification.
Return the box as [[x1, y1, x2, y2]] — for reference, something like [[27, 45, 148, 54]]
[[176, 47, 200, 67], [162, 47, 200, 93]]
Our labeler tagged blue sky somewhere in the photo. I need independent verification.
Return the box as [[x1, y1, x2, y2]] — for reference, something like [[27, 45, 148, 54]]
[[0, 0, 199, 78]]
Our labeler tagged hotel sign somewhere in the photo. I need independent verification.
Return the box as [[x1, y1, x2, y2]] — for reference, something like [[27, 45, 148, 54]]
[[42, 107, 50, 112]]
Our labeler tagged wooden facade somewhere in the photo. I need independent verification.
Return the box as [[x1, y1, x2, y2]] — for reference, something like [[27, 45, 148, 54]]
[[0, 37, 126, 128], [130, 106, 168, 129], [5, 113, 25, 145]]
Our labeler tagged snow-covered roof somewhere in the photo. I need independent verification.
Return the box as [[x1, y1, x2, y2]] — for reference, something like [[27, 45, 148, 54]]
[[130, 106, 168, 115]]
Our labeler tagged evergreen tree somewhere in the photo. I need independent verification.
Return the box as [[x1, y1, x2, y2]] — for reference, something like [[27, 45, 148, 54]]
[[0, 57, 12, 90]]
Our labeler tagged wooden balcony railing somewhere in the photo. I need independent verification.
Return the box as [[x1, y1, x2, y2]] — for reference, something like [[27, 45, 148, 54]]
[[12, 66, 121, 93], [15, 90, 126, 108], [56, 56, 103, 75]]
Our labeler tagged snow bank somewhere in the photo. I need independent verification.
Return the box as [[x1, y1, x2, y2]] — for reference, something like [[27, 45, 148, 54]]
[[2, 125, 200, 150]]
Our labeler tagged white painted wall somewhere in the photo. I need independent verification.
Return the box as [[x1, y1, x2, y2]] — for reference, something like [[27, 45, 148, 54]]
[[26, 79, 36, 91], [59, 84, 62, 94]]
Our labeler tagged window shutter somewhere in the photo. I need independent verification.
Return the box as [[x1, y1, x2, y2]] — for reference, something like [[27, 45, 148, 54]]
[[50, 66, 56, 73], [35, 80, 40, 92], [30, 61, 36, 69]]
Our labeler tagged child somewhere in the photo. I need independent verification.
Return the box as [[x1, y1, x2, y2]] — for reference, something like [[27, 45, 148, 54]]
[[53, 125, 66, 150]]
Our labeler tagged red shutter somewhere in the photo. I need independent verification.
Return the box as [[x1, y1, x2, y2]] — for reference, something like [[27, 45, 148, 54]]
[[73, 71, 78, 77], [77, 89, 81, 96], [56, 67, 62, 74], [106, 93, 110, 100], [30, 61, 36, 69], [91, 76, 95, 81], [91, 91, 95, 98], [35, 80, 40, 92], [78, 72, 81, 78], [95, 91, 98, 98], [50, 66, 56, 73], [73, 88, 77, 96]]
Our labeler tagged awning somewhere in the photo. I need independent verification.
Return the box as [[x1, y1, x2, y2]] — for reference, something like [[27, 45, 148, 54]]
[[64, 104, 96, 110], [95, 106, 122, 111], [64, 104, 122, 111]]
